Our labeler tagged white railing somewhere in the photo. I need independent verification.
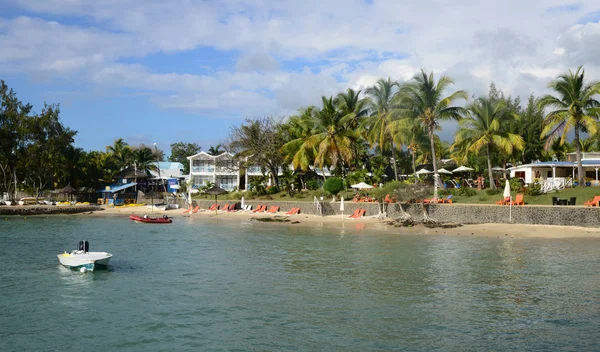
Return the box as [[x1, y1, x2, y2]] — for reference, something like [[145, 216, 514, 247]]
[[541, 177, 568, 193], [314, 196, 323, 216]]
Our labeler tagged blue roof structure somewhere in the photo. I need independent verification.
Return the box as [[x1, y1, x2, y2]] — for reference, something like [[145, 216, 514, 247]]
[[100, 182, 137, 193]]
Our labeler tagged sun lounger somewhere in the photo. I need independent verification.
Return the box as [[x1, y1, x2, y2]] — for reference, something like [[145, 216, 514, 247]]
[[439, 195, 453, 204], [191, 205, 200, 213], [348, 208, 365, 219], [496, 197, 510, 205], [286, 207, 300, 215], [208, 204, 220, 211], [268, 206, 280, 213], [509, 194, 524, 206], [221, 204, 230, 211], [252, 205, 266, 213], [584, 195, 600, 206], [182, 206, 193, 214]]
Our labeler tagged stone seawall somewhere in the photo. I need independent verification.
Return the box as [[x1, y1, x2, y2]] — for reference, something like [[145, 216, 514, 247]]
[[0, 205, 101, 216], [187, 199, 600, 228]]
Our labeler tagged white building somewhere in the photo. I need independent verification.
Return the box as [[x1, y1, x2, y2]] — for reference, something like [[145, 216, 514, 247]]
[[509, 152, 600, 192], [187, 152, 240, 191]]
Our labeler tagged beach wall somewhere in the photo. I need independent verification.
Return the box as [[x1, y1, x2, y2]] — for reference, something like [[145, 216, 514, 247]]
[[0, 205, 101, 216], [189, 199, 600, 228]]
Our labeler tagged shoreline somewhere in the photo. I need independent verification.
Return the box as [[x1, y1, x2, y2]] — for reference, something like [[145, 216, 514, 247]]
[[5, 204, 598, 239]]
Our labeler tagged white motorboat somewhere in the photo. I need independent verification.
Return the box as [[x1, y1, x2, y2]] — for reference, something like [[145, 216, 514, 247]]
[[57, 241, 112, 272]]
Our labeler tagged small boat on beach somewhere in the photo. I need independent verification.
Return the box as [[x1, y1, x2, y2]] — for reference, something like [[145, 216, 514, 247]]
[[57, 241, 112, 272], [129, 214, 173, 224]]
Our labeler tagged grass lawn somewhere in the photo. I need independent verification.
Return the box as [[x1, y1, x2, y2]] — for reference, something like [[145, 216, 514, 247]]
[[192, 186, 600, 206], [441, 186, 600, 206]]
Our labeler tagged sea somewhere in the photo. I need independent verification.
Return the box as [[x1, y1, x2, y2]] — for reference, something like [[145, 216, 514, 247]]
[[1, 215, 599, 351]]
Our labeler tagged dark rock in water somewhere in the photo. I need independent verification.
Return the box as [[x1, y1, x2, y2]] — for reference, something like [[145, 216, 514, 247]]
[[291, 221, 300, 224], [253, 217, 290, 223], [424, 222, 463, 229]]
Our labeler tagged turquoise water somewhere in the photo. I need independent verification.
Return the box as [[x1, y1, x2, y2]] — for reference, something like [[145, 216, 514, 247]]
[[1, 216, 599, 351]]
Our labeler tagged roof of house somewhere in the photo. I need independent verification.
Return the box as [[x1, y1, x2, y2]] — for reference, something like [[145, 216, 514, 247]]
[[510, 160, 600, 169], [186, 151, 234, 159]]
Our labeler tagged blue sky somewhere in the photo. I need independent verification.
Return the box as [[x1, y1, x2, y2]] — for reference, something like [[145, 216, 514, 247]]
[[1, 0, 600, 154]]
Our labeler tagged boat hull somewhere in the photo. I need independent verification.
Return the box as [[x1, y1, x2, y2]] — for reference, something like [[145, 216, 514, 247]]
[[129, 215, 172, 224], [57, 252, 112, 272]]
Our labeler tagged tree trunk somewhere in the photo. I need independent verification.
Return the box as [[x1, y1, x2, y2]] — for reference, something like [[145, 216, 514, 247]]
[[412, 148, 417, 184], [487, 145, 496, 190], [428, 126, 441, 198], [575, 127, 584, 185]]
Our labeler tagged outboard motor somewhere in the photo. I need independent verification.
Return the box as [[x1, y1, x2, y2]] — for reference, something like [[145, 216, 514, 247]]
[[78, 241, 90, 252]]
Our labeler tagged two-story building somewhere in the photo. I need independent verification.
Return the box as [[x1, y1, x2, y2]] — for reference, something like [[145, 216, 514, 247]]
[[187, 152, 240, 191]]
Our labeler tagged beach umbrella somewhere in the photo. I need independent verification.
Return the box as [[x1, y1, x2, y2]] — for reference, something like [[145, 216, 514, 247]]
[[62, 184, 76, 202], [415, 168, 432, 175], [503, 180, 511, 198], [203, 185, 228, 215], [437, 168, 453, 174], [504, 180, 512, 222], [143, 190, 162, 213], [453, 166, 474, 172], [340, 196, 344, 220], [241, 196, 245, 210], [351, 182, 374, 189]]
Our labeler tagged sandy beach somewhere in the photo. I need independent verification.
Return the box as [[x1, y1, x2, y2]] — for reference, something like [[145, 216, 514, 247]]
[[73, 205, 600, 239]]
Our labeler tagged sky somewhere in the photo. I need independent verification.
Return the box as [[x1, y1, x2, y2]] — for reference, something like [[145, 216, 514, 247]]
[[1, 0, 600, 154]]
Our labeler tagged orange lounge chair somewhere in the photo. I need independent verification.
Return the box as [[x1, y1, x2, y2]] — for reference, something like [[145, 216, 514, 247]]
[[191, 205, 200, 213], [510, 194, 524, 206], [252, 205, 265, 213], [268, 206, 280, 213], [439, 195, 453, 204], [496, 197, 510, 205], [584, 195, 600, 206], [182, 206, 193, 214], [286, 207, 300, 215], [221, 204, 230, 211], [348, 208, 365, 219], [423, 197, 438, 204], [208, 204, 220, 211]]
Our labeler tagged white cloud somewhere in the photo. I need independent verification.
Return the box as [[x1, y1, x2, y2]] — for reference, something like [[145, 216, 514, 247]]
[[2, 0, 600, 121]]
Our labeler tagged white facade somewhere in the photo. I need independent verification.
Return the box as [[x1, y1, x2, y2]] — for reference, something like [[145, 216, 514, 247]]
[[187, 152, 240, 191]]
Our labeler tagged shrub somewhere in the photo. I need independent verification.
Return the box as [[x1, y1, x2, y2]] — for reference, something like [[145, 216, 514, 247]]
[[486, 188, 501, 196], [323, 177, 344, 196], [458, 187, 477, 197], [230, 192, 243, 200], [306, 180, 319, 190], [439, 188, 455, 196], [509, 177, 523, 192], [266, 186, 280, 195], [525, 182, 542, 196]]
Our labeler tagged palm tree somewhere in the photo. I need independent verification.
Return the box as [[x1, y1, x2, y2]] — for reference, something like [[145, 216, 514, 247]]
[[306, 97, 357, 179], [282, 108, 318, 171], [396, 70, 468, 198], [389, 116, 428, 181], [454, 97, 525, 190], [106, 138, 132, 170], [335, 88, 370, 169], [539, 66, 600, 185], [207, 144, 224, 156], [364, 78, 400, 180]]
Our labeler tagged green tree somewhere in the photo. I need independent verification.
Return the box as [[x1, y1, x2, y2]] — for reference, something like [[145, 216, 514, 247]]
[[169, 142, 201, 174], [323, 177, 344, 199], [106, 138, 132, 170], [207, 144, 224, 156], [0, 80, 33, 199], [228, 116, 286, 186], [539, 66, 600, 185], [364, 78, 400, 180], [281, 108, 317, 171], [306, 97, 357, 179], [454, 97, 524, 190], [396, 70, 468, 198]]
